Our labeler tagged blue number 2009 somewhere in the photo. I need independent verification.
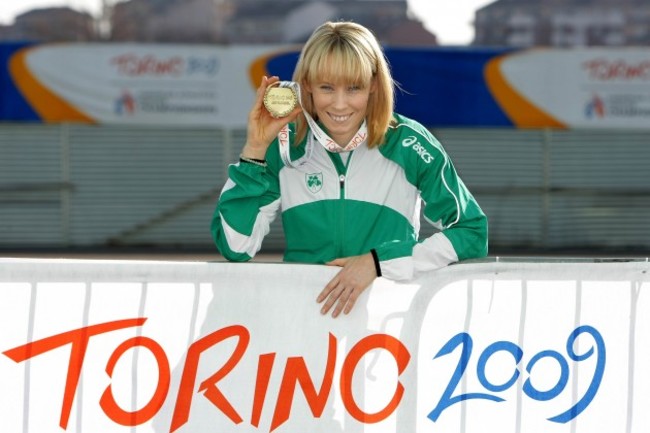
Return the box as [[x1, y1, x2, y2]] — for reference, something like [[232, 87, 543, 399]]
[[427, 325, 606, 424]]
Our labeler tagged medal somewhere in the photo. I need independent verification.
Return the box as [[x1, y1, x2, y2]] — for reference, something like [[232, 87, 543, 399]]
[[263, 83, 298, 118]]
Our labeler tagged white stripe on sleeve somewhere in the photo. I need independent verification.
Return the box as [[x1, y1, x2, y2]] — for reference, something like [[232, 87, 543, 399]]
[[412, 233, 459, 274], [219, 198, 281, 257]]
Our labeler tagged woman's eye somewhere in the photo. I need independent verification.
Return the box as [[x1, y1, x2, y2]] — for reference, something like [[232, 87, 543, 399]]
[[348, 85, 361, 92]]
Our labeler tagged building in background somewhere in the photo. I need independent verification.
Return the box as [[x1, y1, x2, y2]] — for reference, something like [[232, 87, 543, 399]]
[[227, 0, 432, 44], [0, 0, 437, 46], [1, 7, 96, 42], [111, 0, 436, 45], [474, 0, 650, 47], [110, 0, 235, 43]]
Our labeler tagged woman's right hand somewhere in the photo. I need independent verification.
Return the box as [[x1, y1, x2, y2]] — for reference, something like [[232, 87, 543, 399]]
[[241, 76, 302, 160]]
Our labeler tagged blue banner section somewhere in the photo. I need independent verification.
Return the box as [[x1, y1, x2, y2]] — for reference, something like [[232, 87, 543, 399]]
[[266, 47, 515, 127], [0, 42, 39, 121], [387, 48, 514, 127]]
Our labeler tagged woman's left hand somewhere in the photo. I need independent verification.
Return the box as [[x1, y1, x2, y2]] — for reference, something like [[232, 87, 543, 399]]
[[317, 253, 378, 318]]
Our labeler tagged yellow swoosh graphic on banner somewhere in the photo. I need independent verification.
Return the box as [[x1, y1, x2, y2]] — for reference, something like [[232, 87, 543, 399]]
[[9, 46, 94, 123], [249, 53, 272, 89], [485, 51, 566, 129], [248, 47, 301, 89]]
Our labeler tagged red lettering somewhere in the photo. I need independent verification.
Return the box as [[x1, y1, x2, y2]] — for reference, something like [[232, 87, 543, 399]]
[[278, 131, 289, 146], [170, 325, 249, 432], [100, 336, 170, 426], [340, 334, 410, 424], [251, 353, 276, 427], [278, 126, 290, 146], [3, 319, 413, 431], [270, 333, 337, 431], [2, 318, 146, 429], [583, 59, 650, 80], [351, 132, 367, 145], [111, 54, 184, 76]]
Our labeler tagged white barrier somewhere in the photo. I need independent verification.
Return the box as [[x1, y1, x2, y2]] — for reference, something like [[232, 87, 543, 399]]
[[1, 258, 649, 433]]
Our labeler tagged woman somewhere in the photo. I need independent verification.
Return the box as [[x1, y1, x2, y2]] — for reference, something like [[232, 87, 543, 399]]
[[211, 21, 488, 317]]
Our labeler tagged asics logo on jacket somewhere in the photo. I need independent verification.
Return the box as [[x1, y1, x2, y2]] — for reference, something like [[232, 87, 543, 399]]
[[402, 136, 434, 164]]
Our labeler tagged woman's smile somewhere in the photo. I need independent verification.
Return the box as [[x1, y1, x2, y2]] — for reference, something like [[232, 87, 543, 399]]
[[328, 113, 353, 123]]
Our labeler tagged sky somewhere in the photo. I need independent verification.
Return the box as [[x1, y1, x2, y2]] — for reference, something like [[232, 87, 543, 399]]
[[0, 0, 495, 46]]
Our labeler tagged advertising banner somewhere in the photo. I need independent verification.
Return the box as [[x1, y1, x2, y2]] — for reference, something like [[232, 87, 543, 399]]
[[1, 43, 650, 128], [484, 48, 650, 128], [1, 258, 649, 432], [4, 43, 286, 127]]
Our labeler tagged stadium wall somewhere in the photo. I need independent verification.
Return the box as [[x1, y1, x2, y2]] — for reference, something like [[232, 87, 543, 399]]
[[1, 124, 648, 252]]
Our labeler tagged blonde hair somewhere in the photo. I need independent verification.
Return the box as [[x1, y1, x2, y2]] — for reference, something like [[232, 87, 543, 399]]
[[292, 21, 395, 148]]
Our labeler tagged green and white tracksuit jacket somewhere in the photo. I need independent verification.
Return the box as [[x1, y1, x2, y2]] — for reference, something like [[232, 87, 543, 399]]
[[211, 113, 488, 281]]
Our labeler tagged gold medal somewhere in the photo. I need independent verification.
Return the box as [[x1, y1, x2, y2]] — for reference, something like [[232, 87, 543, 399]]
[[263, 84, 298, 118]]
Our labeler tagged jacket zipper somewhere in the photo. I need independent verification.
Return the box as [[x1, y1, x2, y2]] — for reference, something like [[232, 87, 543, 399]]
[[337, 172, 345, 258], [330, 150, 353, 259], [338, 151, 354, 258]]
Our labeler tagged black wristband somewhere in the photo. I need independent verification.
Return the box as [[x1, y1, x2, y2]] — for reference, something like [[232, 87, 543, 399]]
[[239, 156, 267, 167], [241, 156, 266, 163], [370, 249, 382, 277]]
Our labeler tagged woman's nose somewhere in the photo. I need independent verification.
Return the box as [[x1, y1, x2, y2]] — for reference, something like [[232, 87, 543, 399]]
[[332, 90, 347, 108]]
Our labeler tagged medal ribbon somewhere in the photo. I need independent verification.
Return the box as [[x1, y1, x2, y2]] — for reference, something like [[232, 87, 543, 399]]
[[273, 81, 368, 168]]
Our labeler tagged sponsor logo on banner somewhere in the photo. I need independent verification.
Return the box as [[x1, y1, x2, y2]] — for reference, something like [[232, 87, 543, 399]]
[[108, 54, 221, 116], [582, 58, 650, 120], [585, 94, 605, 119], [584, 93, 650, 120], [582, 58, 650, 81], [115, 90, 136, 115], [110, 54, 220, 77]]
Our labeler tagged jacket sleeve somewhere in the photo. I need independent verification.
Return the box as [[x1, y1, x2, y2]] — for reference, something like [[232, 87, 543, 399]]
[[210, 159, 281, 261], [374, 130, 488, 280]]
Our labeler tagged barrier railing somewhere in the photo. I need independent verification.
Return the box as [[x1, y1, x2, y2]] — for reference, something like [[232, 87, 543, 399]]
[[1, 258, 649, 432]]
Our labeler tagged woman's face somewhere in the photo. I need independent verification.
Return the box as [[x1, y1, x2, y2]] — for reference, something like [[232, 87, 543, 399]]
[[307, 79, 375, 147]]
